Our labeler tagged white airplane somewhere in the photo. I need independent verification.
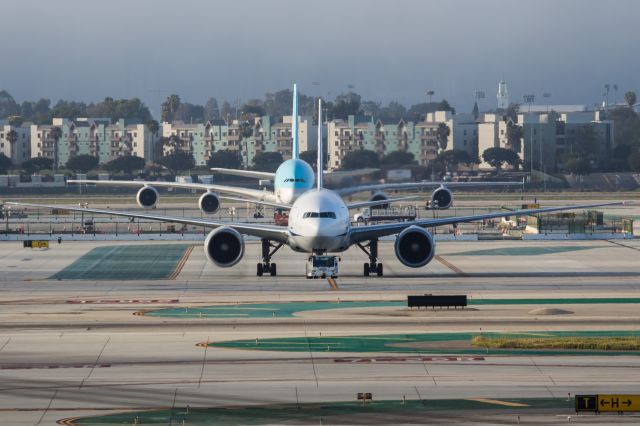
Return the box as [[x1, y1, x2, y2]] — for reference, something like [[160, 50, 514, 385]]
[[68, 84, 521, 214], [9, 99, 623, 278]]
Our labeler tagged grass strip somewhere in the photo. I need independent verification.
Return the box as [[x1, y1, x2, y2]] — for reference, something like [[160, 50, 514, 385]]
[[471, 335, 640, 351]]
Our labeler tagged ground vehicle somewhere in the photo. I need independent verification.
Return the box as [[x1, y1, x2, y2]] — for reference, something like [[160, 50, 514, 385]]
[[353, 206, 417, 224], [306, 255, 339, 279]]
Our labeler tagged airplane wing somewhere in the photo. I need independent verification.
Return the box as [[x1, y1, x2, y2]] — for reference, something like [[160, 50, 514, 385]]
[[346, 196, 421, 210], [349, 201, 624, 244], [209, 168, 276, 180], [68, 179, 273, 202], [218, 196, 291, 210], [336, 180, 523, 197], [6, 202, 290, 243]]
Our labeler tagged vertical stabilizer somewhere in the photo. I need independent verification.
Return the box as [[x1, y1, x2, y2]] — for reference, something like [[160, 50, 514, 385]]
[[317, 98, 323, 190], [292, 83, 299, 159]]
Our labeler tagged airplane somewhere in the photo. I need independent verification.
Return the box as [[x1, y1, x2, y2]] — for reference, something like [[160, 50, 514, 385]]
[[9, 99, 624, 278], [68, 84, 521, 214]]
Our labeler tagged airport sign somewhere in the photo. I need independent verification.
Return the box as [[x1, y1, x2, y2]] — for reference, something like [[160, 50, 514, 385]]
[[598, 395, 640, 412], [576, 395, 640, 413]]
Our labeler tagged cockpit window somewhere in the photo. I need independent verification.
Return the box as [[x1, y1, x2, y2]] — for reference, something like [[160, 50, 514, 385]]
[[303, 212, 336, 219]]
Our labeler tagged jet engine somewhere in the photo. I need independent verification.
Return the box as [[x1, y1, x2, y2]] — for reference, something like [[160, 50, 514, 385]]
[[430, 186, 453, 209], [394, 226, 435, 268], [369, 191, 389, 209], [204, 227, 244, 267], [136, 186, 159, 208], [199, 191, 220, 214]]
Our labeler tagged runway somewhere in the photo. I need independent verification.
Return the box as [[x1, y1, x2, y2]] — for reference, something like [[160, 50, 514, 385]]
[[1, 239, 640, 424]]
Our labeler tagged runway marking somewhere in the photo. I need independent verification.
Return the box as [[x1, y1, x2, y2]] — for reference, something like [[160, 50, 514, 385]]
[[67, 299, 179, 304], [607, 239, 640, 252], [327, 277, 338, 290], [467, 398, 529, 407], [169, 245, 193, 280], [434, 255, 467, 276]]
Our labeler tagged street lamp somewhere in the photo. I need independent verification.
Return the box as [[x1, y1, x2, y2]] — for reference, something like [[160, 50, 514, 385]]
[[426, 90, 435, 104]]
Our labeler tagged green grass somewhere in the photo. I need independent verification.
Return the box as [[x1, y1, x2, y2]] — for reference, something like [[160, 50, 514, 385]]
[[471, 335, 640, 351]]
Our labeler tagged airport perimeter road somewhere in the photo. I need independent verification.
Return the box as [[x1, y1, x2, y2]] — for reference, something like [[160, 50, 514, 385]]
[[0, 239, 640, 424]]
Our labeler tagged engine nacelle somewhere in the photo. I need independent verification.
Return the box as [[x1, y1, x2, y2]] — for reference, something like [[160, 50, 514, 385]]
[[199, 191, 220, 214], [369, 191, 389, 209], [204, 227, 244, 267], [394, 226, 435, 268], [431, 186, 453, 209], [136, 186, 159, 208]]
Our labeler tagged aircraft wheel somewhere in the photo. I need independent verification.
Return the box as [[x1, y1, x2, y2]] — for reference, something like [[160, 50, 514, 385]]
[[363, 263, 370, 277], [377, 263, 383, 276], [257, 263, 263, 277], [270, 263, 277, 276]]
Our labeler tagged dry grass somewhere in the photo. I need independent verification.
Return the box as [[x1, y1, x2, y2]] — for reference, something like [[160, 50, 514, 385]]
[[471, 335, 640, 351]]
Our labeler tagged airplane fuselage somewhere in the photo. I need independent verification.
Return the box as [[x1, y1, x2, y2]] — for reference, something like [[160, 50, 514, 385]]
[[272, 158, 315, 204], [287, 189, 351, 253]]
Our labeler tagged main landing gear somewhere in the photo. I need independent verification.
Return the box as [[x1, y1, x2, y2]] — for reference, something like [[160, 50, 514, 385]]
[[357, 238, 383, 277], [257, 239, 283, 277]]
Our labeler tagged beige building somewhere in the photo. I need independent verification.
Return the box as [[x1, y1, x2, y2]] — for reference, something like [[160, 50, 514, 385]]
[[477, 114, 510, 168], [0, 122, 31, 165]]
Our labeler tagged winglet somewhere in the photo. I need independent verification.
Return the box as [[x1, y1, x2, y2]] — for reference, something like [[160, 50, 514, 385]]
[[292, 83, 299, 159], [317, 98, 323, 190]]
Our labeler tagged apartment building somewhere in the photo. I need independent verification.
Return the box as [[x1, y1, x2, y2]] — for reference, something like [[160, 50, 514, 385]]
[[161, 115, 316, 167], [31, 118, 158, 167], [0, 121, 31, 165], [326, 115, 440, 170]]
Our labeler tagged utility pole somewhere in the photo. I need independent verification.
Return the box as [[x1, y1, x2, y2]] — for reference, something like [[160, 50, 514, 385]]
[[523, 94, 535, 181]]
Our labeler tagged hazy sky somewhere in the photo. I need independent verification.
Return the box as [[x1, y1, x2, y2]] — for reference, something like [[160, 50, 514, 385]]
[[1, 0, 638, 116]]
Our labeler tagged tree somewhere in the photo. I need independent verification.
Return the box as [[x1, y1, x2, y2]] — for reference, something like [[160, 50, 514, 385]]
[[436, 122, 450, 151], [252, 151, 283, 172], [204, 98, 220, 121], [564, 156, 591, 175], [625, 91, 637, 108], [341, 150, 380, 170], [381, 151, 416, 167], [156, 152, 195, 176], [332, 92, 361, 119], [147, 120, 159, 137], [50, 126, 62, 171], [5, 130, 18, 146], [0, 153, 12, 174], [482, 147, 520, 170], [104, 156, 145, 175], [208, 149, 242, 169], [436, 149, 476, 172], [161, 94, 181, 122], [0, 90, 20, 118], [22, 157, 54, 174], [66, 154, 99, 173], [506, 121, 523, 153], [299, 149, 316, 166], [221, 100, 233, 123], [436, 99, 455, 113]]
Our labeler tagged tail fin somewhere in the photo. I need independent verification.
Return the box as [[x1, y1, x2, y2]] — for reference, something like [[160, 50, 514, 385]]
[[317, 98, 323, 190], [292, 83, 299, 159]]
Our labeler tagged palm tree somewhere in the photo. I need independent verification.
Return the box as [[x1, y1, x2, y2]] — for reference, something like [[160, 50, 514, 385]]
[[436, 122, 450, 152], [50, 126, 62, 172]]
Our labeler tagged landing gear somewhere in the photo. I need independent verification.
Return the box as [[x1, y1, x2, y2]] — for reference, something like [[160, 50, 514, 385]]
[[257, 239, 282, 277], [357, 238, 383, 277]]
